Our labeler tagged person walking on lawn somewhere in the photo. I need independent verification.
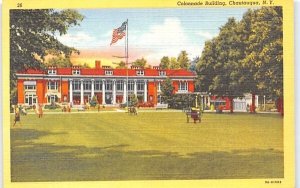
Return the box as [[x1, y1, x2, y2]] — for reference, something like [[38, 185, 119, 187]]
[[13, 105, 22, 127], [38, 104, 43, 118]]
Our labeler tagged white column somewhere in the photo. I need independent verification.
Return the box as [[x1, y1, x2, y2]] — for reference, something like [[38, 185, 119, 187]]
[[134, 79, 137, 96], [123, 80, 127, 103], [91, 79, 95, 98], [80, 79, 84, 105], [186, 81, 189, 92], [113, 79, 116, 104], [69, 79, 73, 104], [102, 79, 106, 104], [144, 80, 147, 102]]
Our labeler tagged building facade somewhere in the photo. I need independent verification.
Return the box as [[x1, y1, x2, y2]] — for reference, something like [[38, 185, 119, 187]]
[[16, 61, 196, 106]]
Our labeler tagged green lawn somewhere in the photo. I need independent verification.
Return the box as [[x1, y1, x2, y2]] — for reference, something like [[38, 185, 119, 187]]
[[10, 112, 283, 181]]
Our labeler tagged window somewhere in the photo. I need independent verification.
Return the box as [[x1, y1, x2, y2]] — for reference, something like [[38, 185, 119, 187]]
[[72, 70, 80, 75], [128, 80, 134, 91], [47, 81, 58, 90], [157, 82, 161, 91], [24, 85, 36, 90], [105, 70, 113, 75], [105, 80, 113, 91], [24, 81, 36, 90], [47, 95, 58, 103], [25, 94, 37, 105], [116, 80, 123, 91], [137, 80, 144, 91], [72, 80, 80, 90], [95, 80, 102, 91], [136, 70, 144, 76], [159, 71, 166, 76], [179, 81, 188, 91], [83, 81, 91, 90], [48, 69, 57, 75]]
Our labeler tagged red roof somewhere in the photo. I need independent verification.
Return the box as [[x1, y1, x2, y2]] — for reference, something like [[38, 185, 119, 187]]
[[18, 69, 45, 74], [17, 67, 196, 77]]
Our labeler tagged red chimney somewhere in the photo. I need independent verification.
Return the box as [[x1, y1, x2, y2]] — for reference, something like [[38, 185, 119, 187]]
[[95, 60, 101, 69]]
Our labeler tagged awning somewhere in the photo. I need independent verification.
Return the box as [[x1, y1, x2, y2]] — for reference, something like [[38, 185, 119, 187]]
[[24, 81, 36, 85]]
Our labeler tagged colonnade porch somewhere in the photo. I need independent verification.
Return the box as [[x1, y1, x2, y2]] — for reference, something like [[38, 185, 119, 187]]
[[69, 79, 148, 105]]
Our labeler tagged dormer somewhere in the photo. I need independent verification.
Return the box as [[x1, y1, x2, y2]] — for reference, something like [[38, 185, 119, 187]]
[[47, 66, 57, 75], [72, 66, 81, 75], [153, 66, 160, 70], [102, 65, 112, 69], [105, 70, 113, 75], [131, 65, 143, 70], [136, 70, 144, 76], [159, 70, 166, 76]]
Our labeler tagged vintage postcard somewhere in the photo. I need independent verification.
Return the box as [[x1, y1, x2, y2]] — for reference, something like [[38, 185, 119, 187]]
[[2, 0, 294, 187]]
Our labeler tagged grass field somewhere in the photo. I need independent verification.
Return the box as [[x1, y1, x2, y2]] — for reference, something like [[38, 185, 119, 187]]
[[10, 111, 283, 181]]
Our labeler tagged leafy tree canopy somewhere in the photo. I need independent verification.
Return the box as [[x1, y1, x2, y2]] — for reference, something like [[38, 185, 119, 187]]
[[177, 51, 190, 70], [161, 78, 174, 104], [45, 56, 73, 68], [115, 61, 126, 69], [170, 57, 180, 69], [132, 57, 147, 67], [10, 9, 84, 105], [196, 7, 282, 99], [159, 56, 170, 69]]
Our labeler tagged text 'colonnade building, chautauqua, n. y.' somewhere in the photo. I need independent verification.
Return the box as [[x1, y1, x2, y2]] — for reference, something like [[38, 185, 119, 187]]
[[16, 61, 196, 106]]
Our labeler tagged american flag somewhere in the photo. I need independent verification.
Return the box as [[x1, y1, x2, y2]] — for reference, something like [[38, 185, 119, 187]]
[[110, 21, 127, 45]]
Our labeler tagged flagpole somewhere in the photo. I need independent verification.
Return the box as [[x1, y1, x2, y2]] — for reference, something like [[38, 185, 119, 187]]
[[126, 19, 129, 108]]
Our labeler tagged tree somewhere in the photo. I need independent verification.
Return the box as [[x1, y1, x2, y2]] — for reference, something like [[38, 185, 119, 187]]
[[45, 56, 73, 68], [161, 78, 174, 104], [239, 7, 283, 112], [81, 63, 91, 68], [115, 61, 126, 69], [132, 57, 147, 67], [196, 7, 283, 113], [159, 56, 170, 69], [177, 51, 190, 70], [196, 39, 218, 93], [10, 9, 84, 105], [169, 57, 180, 69], [129, 94, 138, 107], [245, 8, 282, 93], [189, 56, 199, 72]]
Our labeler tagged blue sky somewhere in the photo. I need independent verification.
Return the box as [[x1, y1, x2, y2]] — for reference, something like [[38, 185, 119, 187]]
[[56, 8, 249, 65]]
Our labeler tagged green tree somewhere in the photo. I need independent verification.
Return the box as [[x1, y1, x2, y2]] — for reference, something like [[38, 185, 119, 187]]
[[46, 56, 73, 68], [189, 56, 199, 72], [129, 94, 138, 107], [242, 7, 283, 97], [132, 57, 147, 67], [209, 18, 245, 112], [239, 7, 283, 112], [169, 57, 180, 69], [115, 61, 126, 69], [159, 56, 170, 69], [81, 63, 91, 68], [196, 39, 218, 92], [10, 9, 84, 105], [161, 78, 174, 104], [177, 51, 190, 69], [196, 7, 283, 113]]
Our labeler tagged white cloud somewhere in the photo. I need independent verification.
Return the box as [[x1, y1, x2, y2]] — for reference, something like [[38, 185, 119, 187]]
[[131, 18, 203, 63], [56, 32, 96, 49], [196, 31, 215, 40]]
